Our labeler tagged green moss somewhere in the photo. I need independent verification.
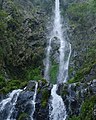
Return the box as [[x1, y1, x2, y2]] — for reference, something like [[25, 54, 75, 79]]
[[68, 61, 96, 83], [41, 89, 49, 108], [68, 95, 96, 120], [80, 95, 96, 120], [62, 89, 68, 96], [41, 101, 47, 108], [26, 67, 43, 81], [0, 78, 27, 94], [68, 78, 76, 84], [50, 64, 58, 84], [67, 2, 88, 25], [68, 115, 81, 120], [18, 112, 29, 120], [0, 75, 6, 89], [0, 10, 8, 32]]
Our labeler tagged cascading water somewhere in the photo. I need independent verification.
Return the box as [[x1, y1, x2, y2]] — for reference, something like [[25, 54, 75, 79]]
[[0, 89, 22, 120], [0, 82, 38, 120], [62, 43, 71, 82], [44, 0, 71, 120], [49, 85, 67, 120], [44, 0, 71, 84], [30, 82, 38, 120], [53, 0, 66, 84], [44, 38, 52, 81], [6, 90, 22, 120]]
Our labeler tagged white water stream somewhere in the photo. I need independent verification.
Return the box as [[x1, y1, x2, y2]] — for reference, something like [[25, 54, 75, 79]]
[[0, 89, 22, 120], [49, 85, 67, 120], [30, 82, 38, 120], [0, 82, 38, 120], [44, 0, 71, 120]]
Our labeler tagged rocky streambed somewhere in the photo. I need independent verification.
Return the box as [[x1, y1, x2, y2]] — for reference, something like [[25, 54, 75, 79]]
[[0, 79, 96, 120]]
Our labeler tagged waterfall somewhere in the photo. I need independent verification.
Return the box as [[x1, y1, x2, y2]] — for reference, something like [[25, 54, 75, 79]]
[[44, 0, 71, 120], [54, 0, 66, 84], [44, 0, 71, 83], [63, 43, 71, 82], [6, 90, 22, 120], [49, 85, 67, 120], [0, 82, 38, 120], [44, 38, 52, 81], [0, 89, 22, 120], [30, 82, 38, 120]]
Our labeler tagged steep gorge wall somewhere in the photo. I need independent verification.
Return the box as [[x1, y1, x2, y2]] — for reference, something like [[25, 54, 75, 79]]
[[60, 0, 96, 119], [0, 0, 54, 80], [62, 0, 96, 83]]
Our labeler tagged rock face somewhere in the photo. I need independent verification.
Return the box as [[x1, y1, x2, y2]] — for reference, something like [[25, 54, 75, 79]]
[[16, 80, 52, 120], [0, 80, 52, 120], [34, 81, 52, 120], [57, 79, 96, 119], [65, 0, 96, 82]]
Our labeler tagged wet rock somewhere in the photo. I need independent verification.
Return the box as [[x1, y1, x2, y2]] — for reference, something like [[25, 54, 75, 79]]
[[34, 82, 52, 120], [57, 79, 96, 117], [26, 80, 36, 92]]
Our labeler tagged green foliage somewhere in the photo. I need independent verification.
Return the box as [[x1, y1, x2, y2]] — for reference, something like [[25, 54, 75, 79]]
[[68, 61, 96, 83], [0, 10, 8, 32], [68, 95, 96, 120], [67, 2, 88, 16], [67, 2, 88, 25], [89, 0, 96, 13], [41, 89, 49, 108], [0, 77, 27, 94], [0, 0, 45, 80], [69, 115, 81, 120], [66, 0, 96, 28], [80, 95, 96, 120], [50, 64, 58, 84], [18, 112, 29, 120], [0, 47, 3, 56], [26, 67, 42, 81], [64, 0, 96, 84], [0, 75, 6, 89]]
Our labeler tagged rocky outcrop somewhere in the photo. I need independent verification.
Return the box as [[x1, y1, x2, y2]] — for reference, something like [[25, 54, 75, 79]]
[[63, 0, 96, 83], [0, 80, 52, 120], [34, 81, 52, 120], [16, 80, 52, 120], [57, 79, 96, 119]]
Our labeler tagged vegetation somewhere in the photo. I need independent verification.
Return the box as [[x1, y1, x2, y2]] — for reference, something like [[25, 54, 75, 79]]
[[68, 61, 96, 83], [41, 89, 50, 108], [66, 0, 96, 83], [68, 95, 96, 120], [0, 75, 27, 94], [69, 116, 80, 120], [18, 112, 29, 120], [0, 0, 96, 119], [26, 67, 43, 81], [50, 63, 58, 84]]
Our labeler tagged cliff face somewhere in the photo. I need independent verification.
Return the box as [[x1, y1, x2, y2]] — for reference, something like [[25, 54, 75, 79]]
[[0, 0, 96, 120], [0, 0, 54, 80], [57, 79, 96, 120], [66, 0, 96, 83], [0, 80, 52, 120], [62, 1, 96, 119]]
